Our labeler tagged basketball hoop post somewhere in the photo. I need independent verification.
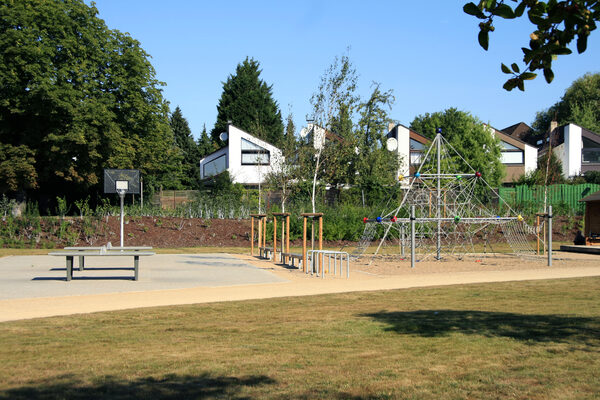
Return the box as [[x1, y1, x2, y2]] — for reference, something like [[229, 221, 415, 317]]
[[116, 181, 128, 248]]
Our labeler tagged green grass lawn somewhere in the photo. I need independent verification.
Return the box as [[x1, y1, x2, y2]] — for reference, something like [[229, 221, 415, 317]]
[[1, 278, 599, 399]]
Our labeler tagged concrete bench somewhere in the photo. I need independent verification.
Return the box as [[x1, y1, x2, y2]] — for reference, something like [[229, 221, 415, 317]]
[[49, 248, 155, 281], [258, 246, 273, 259], [279, 252, 303, 268]]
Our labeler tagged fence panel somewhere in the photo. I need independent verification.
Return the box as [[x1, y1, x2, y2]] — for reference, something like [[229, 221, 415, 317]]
[[499, 184, 599, 214]]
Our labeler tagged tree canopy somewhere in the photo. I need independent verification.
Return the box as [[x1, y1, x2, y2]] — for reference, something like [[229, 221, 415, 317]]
[[170, 106, 201, 189], [464, 0, 599, 91], [211, 58, 284, 147], [532, 72, 600, 134], [0, 0, 182, 200], [410, 108, 505, 188]]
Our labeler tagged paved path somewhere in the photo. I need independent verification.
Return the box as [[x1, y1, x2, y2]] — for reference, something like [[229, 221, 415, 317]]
[[0, 253, 599, 323]]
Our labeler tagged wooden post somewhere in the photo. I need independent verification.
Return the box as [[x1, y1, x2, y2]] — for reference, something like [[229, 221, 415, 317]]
[[273, 215, 277, 264], [319, 215, 323, 273], [251, 216, 255, 256], [257, 217, 262, 250], [302, 216, 307, 273], [536, 215, 540, 255], [263, 217, 267, 251], [286, 215, 290, 258]]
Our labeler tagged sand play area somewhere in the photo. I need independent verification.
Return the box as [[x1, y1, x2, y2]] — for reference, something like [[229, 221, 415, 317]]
[[0, 251, 598, 323]]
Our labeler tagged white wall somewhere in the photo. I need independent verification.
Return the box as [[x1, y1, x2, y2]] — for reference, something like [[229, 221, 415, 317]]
[[564, 124, 583, 178], [524, 143, 538, 174], [396, 125, 410, 184], [199, 147, 228, 179]]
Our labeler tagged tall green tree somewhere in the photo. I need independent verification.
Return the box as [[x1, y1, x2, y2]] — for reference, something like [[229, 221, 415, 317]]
[[211, 58, 283, 147], [197, 124, 214, 159], [464, 1, 599, 91], [533, 73, 600, 135], [410, 108, 504, 188], [0, 0, 182, 200], [170, 106, 200, 188]]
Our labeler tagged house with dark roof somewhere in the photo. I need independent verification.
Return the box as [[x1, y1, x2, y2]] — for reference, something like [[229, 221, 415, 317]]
[[386, 123, 537, 184]]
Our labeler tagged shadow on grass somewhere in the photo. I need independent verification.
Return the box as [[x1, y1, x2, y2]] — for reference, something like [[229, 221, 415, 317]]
[[363, 310, 600, 346], [0, 373, 275, 400]]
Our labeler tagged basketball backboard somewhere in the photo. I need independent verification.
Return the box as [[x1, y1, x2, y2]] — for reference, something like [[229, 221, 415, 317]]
[[104, 169, 140, 194]]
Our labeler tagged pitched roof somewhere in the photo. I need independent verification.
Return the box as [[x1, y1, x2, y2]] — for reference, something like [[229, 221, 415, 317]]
[[501, 122, 533, 141], [580, 189, 600, 202]]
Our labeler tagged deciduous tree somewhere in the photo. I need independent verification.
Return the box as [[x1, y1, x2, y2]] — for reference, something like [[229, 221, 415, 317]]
[[532, 72, 600, 134], [410, 108, 505, 188], [464, 0, 599, 91]]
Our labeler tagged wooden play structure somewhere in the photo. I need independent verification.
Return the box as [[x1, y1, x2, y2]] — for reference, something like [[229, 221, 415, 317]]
[[250, 212, 349, 277], [250, 214, 267, 257]]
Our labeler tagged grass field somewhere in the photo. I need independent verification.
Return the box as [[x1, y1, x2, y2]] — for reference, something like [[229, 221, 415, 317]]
[[0, 277, 598, 399]]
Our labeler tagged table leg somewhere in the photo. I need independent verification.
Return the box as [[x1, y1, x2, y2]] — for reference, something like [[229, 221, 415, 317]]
[[66, 256, 73, 281], [79, 255, 84, 271], [134, 255, 139, 281]]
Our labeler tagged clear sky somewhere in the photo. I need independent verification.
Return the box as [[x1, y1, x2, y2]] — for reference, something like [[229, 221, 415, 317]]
[[89, 0, 599, 138]]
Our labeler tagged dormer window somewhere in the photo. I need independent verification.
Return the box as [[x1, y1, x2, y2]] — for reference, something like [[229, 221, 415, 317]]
[[241, 138, 270, 165]]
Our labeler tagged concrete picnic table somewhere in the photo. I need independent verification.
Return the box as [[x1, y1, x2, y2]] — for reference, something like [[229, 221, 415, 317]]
[[49, 246, 155, 281]]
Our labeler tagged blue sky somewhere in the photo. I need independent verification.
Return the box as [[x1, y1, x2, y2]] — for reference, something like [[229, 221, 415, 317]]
[[90, 0, 599, 138]]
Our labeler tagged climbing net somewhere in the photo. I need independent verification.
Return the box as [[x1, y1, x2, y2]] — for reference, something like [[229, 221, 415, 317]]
[[352, 132, 540, 262]]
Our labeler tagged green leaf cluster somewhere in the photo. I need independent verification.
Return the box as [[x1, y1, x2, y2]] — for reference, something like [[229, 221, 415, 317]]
[[0, 0, 183, 199], [532, 72, 600, 134], [464, 1, 599, 91]]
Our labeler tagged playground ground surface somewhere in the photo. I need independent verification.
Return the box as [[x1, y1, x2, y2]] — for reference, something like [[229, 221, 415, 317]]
[[0, 249, 599, 323]]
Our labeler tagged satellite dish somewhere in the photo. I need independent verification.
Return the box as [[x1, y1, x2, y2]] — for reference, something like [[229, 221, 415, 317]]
[[219, 132, 228, 141], [386, 137, 398, 151], [299, 127, 309, 138]]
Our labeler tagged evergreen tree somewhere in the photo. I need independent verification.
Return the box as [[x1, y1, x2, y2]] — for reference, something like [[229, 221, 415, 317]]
[[197, 124, 214, 159], [170, 106, 200, 188], [211, 58, 284, 146], [283, 113, 297, 157]]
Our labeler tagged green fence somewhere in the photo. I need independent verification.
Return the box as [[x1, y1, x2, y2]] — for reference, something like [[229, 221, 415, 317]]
[[498, 184, 600, 214]]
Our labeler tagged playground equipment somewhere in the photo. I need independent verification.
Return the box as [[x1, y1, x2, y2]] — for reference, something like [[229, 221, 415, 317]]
[[353, 130, 550, 266], [307, 250, 350, 278], [301, 213, 323, 273], [272, 212, 290, 264], [250, 214, 267, 257]]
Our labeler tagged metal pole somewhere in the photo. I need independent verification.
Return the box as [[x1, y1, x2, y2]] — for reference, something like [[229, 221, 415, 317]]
[[119, 192, 125, 248], [548, 205, 552, 267], [436, 134, 441, 260], [411, 205, 415, 268], [140, 177, 144, 209]]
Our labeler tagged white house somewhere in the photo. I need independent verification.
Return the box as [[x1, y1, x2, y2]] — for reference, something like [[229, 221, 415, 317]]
[[486, 125, 538, 182], [543, 123, 600, 178], [386, 123, 538, 184], [199, 124, 284, 185]]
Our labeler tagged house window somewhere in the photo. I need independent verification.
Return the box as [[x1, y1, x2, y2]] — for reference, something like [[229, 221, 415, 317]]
[[241, 138, 270, 165], [410, 138, 425, 150], [203, 154, 227, 177], [582, 137, 600, 163], [500, 141, 524, 164]]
